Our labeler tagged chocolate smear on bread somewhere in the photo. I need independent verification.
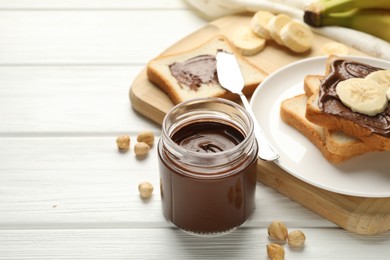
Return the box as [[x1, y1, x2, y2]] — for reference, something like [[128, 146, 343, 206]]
[[319, 59, 390, 137], [169, 55, 219, 91]]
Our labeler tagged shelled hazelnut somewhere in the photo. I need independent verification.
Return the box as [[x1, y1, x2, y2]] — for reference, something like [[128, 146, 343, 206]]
[[137, 131, 154, 147], [287, 230, 306, 247], [134, 142, 150, 156], [266, 243, 285, 260], [138, 182, 154, 198], [268, 220, 288, 241], [116, 135, 130, 151]]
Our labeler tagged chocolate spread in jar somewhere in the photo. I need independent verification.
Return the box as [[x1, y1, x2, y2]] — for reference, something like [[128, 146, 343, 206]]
[[169, 55, 218, 90], [318, 59, 390, 137], [158, 121, 257, 234], [171, 121, 244, 153]]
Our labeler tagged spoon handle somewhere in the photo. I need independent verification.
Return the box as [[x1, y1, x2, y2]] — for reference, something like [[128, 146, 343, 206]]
[[239, 93, 279, 161]]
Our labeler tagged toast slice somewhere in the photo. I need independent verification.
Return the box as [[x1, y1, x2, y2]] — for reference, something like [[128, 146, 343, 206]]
[[281, 94, 350, 163], [303, 74, 376, 157], [305, 56, 390, 150], [146, 35, 267, 104], [281, 94, 375, 163], [305, 75, 376, 155]]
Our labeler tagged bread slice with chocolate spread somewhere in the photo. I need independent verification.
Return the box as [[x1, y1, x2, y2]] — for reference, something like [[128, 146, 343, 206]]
[[146, 35, 267, 104], [281, 94, 351, 163], [303, 74, 377, 157], [305, 56, 390, 150], [280, 70, 377, 163]]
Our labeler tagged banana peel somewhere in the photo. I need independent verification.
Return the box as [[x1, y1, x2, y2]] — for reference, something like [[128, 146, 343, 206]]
[[304, 0, 390, 42]]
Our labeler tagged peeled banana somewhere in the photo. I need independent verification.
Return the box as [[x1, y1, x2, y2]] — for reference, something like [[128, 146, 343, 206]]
[[268, 14, 292, 45], [321, 41, 349, 56], [280, 21, 313, 53], [366, 70, 390, 87], [250, 10, 275, 40], [304, 0, 390, 42], [231, 26, 266, 56], [336, 78, 388, 116]]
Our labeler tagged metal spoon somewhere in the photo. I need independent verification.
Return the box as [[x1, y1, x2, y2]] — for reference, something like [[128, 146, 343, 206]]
[[216, 51, 279, 161]]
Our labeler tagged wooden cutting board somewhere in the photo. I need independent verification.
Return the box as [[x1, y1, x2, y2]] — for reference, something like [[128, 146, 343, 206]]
[[129, 14, 390, 235]]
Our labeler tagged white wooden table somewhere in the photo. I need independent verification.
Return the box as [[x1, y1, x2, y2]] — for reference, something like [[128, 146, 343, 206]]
[[0, 1, 389, 259]]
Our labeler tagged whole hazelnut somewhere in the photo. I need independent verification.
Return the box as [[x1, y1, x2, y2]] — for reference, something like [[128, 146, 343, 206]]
[[268, 220, 288, 241], [266, 243, 285, 260], [287, 230, 306, 247], [138, 182, 154, 199], [137, 131, 154, 147], [134, 142, 150, 156], [116, 135, 130, 150]]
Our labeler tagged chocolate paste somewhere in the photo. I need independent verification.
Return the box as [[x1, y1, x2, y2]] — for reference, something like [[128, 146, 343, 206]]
[[169, 55, 218, 90], [159, 121, 257, 234], [319, 59, 390, 137], [171, 121, 244, 153]]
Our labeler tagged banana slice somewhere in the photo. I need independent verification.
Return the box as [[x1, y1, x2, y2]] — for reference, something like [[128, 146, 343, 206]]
[[336, 78, 388, 116], [280, 21, 314, 53], [321, 42, 349, 56], [231, 26, 266, 56], [268, 14, 292, 45], [250, 10, 275, 40], [366, 70, 390, 88], [387, 88, 390, 100]]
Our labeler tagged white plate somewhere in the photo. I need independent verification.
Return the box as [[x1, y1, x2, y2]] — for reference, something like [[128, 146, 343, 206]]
[[251, 56, 390, 198]]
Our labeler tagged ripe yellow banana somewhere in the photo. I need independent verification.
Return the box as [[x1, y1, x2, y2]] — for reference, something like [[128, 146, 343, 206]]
[[305, 8, 390, 42], [305, 0, 390, 19]]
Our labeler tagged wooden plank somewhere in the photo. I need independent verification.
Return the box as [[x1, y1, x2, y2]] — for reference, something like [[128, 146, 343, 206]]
[[0, 0, 188, 9], [0, 137, 331, 227], [0, 10, 207, 64], [0, 66, 158, 134], [258, 161, 390, 235], [0, 228, 389, 259]]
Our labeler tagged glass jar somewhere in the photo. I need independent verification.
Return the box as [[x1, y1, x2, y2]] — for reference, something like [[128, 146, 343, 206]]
[[158, 98, 258, 235]]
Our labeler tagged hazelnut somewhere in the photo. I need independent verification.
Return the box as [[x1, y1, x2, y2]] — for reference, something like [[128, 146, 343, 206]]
[[268, 221, 288, 241], [138, 182, 154, 198], [137, 131, 154, 147], [116, 135, 130, 150], [134, 142, 150, 156], [287, 230, 306, 247], [266, 243, 285, 260]]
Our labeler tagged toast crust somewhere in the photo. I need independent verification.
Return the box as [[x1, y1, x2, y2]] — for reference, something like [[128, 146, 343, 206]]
[[280, 94, 350, 163]]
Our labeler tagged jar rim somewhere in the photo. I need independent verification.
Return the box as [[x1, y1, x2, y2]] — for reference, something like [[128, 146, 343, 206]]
[[161, 97, 255, 160]]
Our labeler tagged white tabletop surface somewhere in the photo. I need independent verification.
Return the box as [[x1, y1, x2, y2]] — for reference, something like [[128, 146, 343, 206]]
[[0, 1, 389, 259]]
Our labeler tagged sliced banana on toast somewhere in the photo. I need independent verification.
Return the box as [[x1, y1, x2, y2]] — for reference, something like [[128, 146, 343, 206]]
[[366, 70, 390, 102], [366, 70, 390, 87], [336, 78, 388, 116]]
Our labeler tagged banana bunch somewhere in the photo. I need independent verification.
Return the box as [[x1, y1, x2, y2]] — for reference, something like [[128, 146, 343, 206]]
[[304, 0, 390, 42]]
